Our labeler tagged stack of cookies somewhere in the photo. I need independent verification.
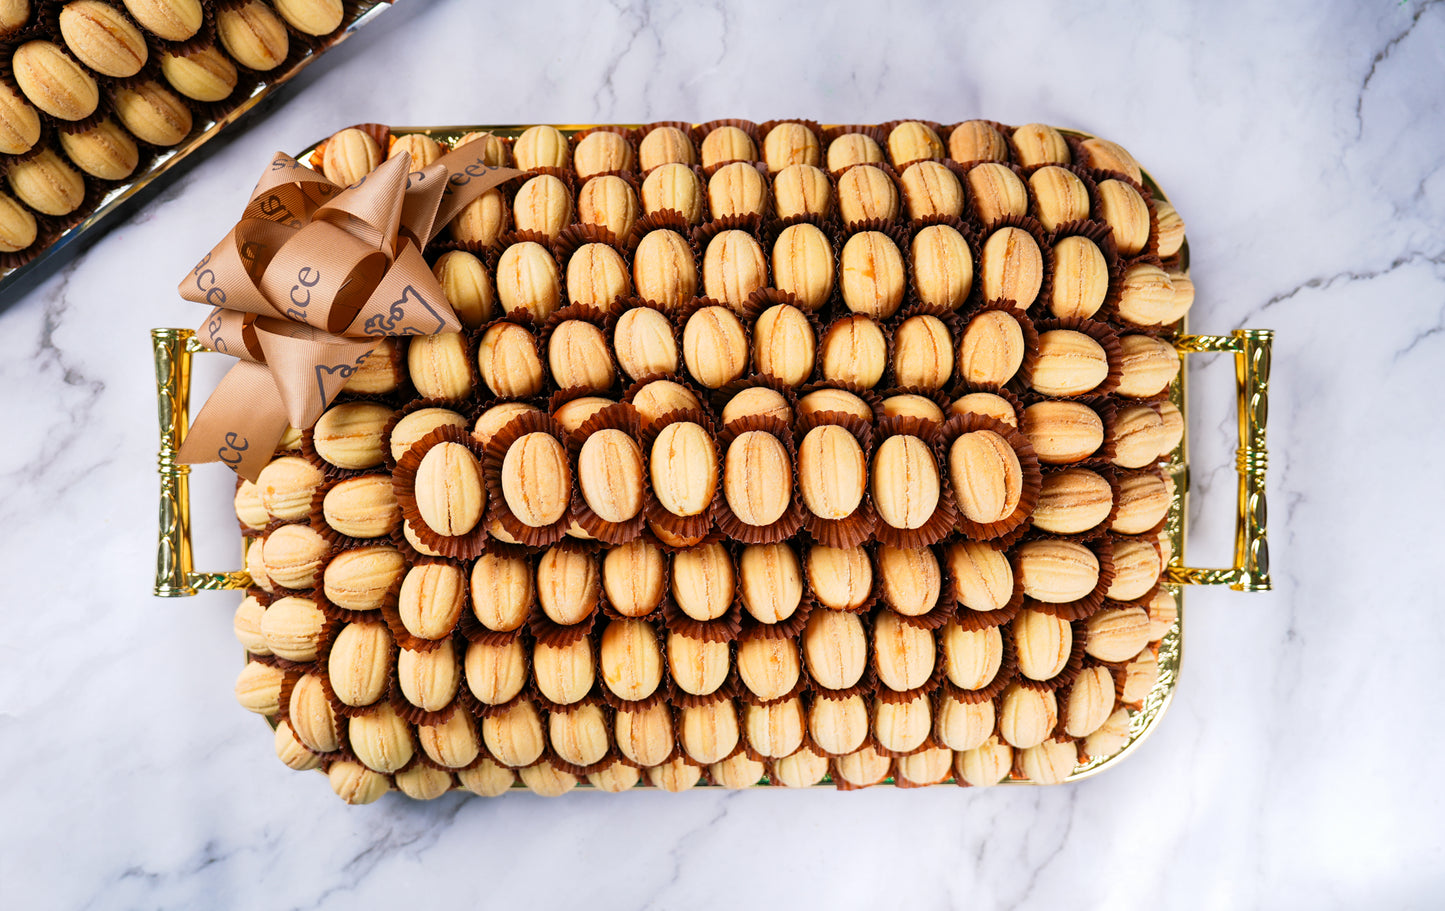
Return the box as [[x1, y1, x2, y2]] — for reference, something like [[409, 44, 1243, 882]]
[[230, 119, 1188, 802], [0, 0, 365, 264]]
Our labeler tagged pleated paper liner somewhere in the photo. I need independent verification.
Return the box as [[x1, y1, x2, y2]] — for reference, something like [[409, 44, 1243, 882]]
[[634, 121, 698, 173], [970, 213, 1054, 319], [536, 302, 620, 395], [378, 565, 467, 654], [872, 615, 947, 705], [711, 413, 805, 545], [803, 619, 880, 703], [940, 627, 1019, 706], [312, 566, 398, 626], [533, 675, 607, 719], [657, 585, 741, 644], [1014, 533, 1117, 622], [456, 607, 528, 647], [1040, 217, 1122, 322], [877, 545, 958, 631], [1024, 316, 1125, 401], [712, 370, 800, 430], [669, 671, 738, 710], [1029, 464, 1123, 540], [647, 517, 721, 551], [314, 626, 398, 720], [795, 378, 882, 425], [619, 367, 712, 427], [456, 674, 534, 723], [304, 473, 399, 551], [1012, 618, 1089, 694], [476, 408, 573, 549], [390, 652, 467, 728], [948, 298, 1041, 400], [934, 411, 1042, 548], [636, 405, 720, 542], [1016, 392, 1119, 469], [943, 538, 1026, 631], [790, 409, 876, 549], [869, 414, 957, 549], [242, 640, 312, 676], [737, 289, 825, 381], [881, 301, 963, 390], [737, 563, 816, 642], [378, 396, 472, 472], [557, 401, 647, 545], [1083, 166, 1162, 261], [733, 660, 810, 709], [898, 214, 978, 314], [390, 424, 490, 561]]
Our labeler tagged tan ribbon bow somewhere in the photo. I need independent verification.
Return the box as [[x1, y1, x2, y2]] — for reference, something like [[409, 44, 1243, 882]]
[[176, 136, 522, 481]]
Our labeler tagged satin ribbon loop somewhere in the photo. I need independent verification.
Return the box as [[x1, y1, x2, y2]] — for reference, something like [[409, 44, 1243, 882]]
[[175, 130, 524, 480]]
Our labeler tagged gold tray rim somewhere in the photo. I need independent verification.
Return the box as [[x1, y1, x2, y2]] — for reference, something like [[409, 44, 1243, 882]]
[[153, 121, 1274, 793]]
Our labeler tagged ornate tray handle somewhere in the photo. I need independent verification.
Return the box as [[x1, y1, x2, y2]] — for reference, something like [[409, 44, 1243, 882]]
[[1169, 330, 1273, 592], [154, 328, 251, 597]]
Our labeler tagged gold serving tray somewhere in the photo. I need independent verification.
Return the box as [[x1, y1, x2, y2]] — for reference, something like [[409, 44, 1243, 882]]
[[151, 124, 1272, 790], [0, 2, 394, 309]]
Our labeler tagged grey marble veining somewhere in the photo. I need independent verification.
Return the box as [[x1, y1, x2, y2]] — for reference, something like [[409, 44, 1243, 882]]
[[1, 0, 1442, 907]]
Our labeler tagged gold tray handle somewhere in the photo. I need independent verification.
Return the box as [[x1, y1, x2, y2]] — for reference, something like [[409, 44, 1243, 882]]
[[1168, 329, 1273, 591], [154, 328, 252, 597]]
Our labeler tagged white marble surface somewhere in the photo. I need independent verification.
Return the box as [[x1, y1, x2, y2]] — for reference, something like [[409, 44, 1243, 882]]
[[2, 0, 1442, 907]]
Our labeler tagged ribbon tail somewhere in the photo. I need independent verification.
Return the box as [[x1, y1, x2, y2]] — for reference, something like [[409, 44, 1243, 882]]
[[176, 360, 292, 482]]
